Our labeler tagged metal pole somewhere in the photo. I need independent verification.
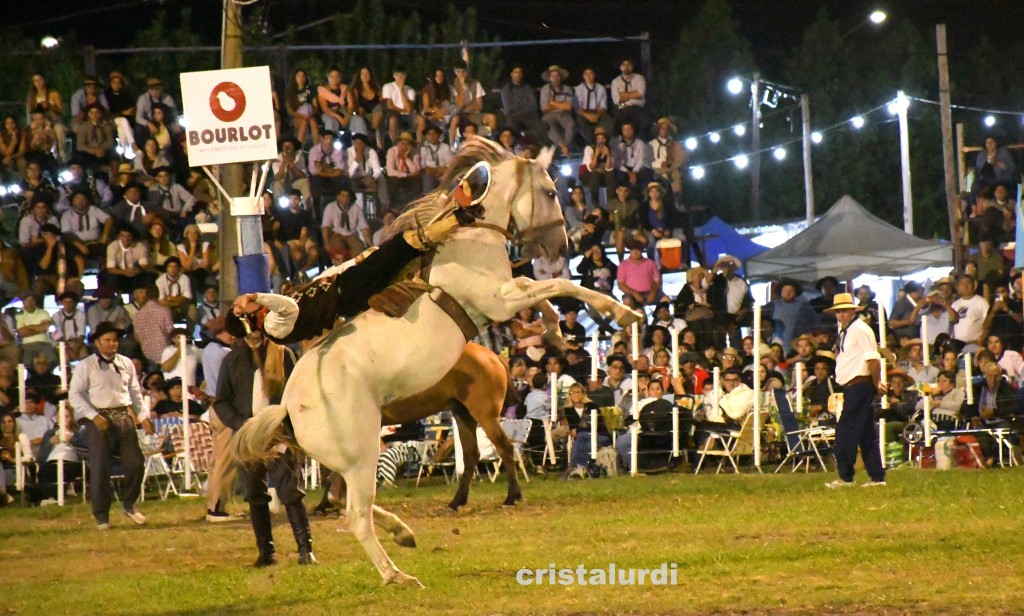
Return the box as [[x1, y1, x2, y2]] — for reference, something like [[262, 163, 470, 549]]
[[897, 90, 913, 234], [750, 73, 761, 222], [801, 94, 814, 226]]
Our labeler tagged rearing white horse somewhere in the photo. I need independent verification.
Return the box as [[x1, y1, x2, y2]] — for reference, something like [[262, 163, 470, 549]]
[[231, 138, 642, 587]]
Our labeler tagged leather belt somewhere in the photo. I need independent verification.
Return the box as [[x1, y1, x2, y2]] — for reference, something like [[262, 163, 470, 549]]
[[428, 287, 479, 343], [843, 375, 873, 387]]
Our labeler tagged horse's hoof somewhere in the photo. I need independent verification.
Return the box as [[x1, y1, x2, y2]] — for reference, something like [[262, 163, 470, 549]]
[[393, 530, 417, 548], [384, 571, 425, 588], [447, 500, 465, 511], [615, 308, 644, 327]]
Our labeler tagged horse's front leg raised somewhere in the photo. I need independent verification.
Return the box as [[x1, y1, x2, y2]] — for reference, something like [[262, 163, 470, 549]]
[[492, 278, 644, 327]]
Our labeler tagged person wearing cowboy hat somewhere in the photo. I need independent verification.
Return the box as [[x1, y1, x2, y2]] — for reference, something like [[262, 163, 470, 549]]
[[804, 351, 839, 420], [134, 76, 180, 142], [149, 166, 196, 224], [385, 131, 422, 206], [540, 64, 576, 156], [70, 75, 109, 134], [787, 332, 817, 366], [103, 70, 137, 152], [68, 320, 151, 530], [346, 132, 383, 192], [308, 131, 348, 202], [74, 103, 116, 171], [580, 126, 615, 200], [573, 66, 614, 143], [823, 292, 887, 488], [610, 59, 648, 134], [271, 136, 312, 205], [768, 278, 816, 351], [56, 156, 113, 213], [419, 124, 453, 193], [708, 254, 753, 345], [897, 338, 938, 385], [650, 117, 685, 194], [111, 181, 158, 236], [101, 223, 149, 292], [613, 120, 653, 200], [876, 367, 920, 443], [809, 275, 840, 325]]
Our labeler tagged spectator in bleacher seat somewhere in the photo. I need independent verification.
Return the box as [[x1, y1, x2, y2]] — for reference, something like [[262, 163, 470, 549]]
[[104, 71, 136, 153], [500, 65, 544, 141], [672, 266, 711, 350], [149, 167, 196, 228], [153, 378, 203, 418], [16, 294, 56, 366], [385, 131, 422, 207], [452, 60, 497, 142], [497, 127, 521, 155], [133, 138, 170, 187], [610, 60, 648, 135], [888, 281, 924, 341], [134, 77, 180, 145], [56, 158, 113, 214], [317, 67, 352, 135], [539, 65, 576, 157], [708, 255, 753, 347], [640, 182, 677, 249], [155, 257, 197, 330], [147, 102, 175, 158], [0, 312, 19, 368], [574, 67, 614, 144], [986, 334, 1024, 383], [185, 169, 218, 221], [967, 361, 1020, 465], [808, 276, 839, 327], [16, 389, 53, 461], [52, 291, 87, 361], [614, 121, 652, 201], [767, 279, 816, 350], [693, 366, 751, 444], [26, 73, 67, 163], [580, 127, 615, 204], [876, 368, 919, 442], [577, 209, 607, 255], [274, 190, 319, 276], [454, 121, 479, 151], [160, 327, 202, 388], [144, 219, 177, 276], [897, 339, 938, 385], [20, 197, 58, 269], [284, 69, 319, 146], [803, 352, 839, 418], [672, 351, 710, 397], [61, 187, 113, 274], [347, 132, 382, 195], [650, 301, 685, 332], [308, 131, 347, 201], [109, 162, 139, 205], [616, 240, 661, 307], [984, 277, 1023, 351], [951, 274, 988, 352], [420, 125, 453, 193], [30, 223, 82, 298], [271, 137, 312, 205], [564, 383, 607, 476], [0, 360, 18, 415], [421, 68, 454, 140], [73, 104, 116, 173], [86, 287, 131, 337], [176, 224, 211, 291], [198, 287, 223, 339], [321, 187, 370, 261], [132, 285, 174, 366], [383, 67, 422, 146], [1, 115, 28, 180], [25, 354, 60, 406], [102, 226, 149, 292], [563, 185, 591, 250], [970, 237, 1007, 291], [70, 76, 109, 134], [511, 307, 547, 363], [606, 182, 642, 260], [650, 118, 685, 195], [916, 369, 964, 425], [24, 108, 60, 180], [348, 66, 385, 147], [973, 136, 1017, 198]]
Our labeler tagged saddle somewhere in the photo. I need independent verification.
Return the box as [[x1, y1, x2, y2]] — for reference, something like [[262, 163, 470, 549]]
[[368, 279, 432, 318]]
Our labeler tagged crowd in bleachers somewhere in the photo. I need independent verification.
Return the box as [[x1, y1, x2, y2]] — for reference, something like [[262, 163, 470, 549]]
[[0, 56, 1022, 504]]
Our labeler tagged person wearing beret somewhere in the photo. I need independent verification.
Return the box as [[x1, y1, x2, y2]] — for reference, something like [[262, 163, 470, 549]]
[[68, 321, 151, 529]]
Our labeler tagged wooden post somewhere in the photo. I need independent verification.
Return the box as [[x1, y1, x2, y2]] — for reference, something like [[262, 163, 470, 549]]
[[219, 0, 245, 301], [801, 94, 814, 226], [937, 25, 964, 272]]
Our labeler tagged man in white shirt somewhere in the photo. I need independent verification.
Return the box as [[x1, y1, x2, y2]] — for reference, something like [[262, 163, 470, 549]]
[[419, 125, 453, 193], [950, 275, 989, 352], [61, 189, 113, 271], [307, 132, 347, 202], [159, 328, 202, 387], [614, 121, 653, 198], [16, 390, 54, 460], [52, 291, 88, 360], [148, 167, 196, 225], [824, 292, 886, 488], [385, 132, 422, 207], [382, 67, 422, 146], [450, 60, 496, 143], [102, 226, 149, 291], [321, 188, 371, 261], [347, 133, 382, 194], [574, 67, 614, 144], [155, 256, 197, 329], [610, 59, 648, 135]]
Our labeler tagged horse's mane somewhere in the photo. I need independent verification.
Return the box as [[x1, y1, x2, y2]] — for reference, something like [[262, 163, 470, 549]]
[[393, 137, 513, 232]]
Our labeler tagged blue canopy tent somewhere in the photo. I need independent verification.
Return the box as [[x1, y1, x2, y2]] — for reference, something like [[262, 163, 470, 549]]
[[694, 216, 768, 274]]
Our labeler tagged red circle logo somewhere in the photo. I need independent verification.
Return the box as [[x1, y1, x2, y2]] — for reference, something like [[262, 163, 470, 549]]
[[209, 82, 246, 122]]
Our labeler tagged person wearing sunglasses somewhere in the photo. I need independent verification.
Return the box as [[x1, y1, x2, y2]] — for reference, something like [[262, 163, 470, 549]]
[[225, 163, 491, 345]]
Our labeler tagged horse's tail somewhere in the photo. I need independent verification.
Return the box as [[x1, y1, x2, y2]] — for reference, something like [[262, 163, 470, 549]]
[[229, 404, 293, 466]]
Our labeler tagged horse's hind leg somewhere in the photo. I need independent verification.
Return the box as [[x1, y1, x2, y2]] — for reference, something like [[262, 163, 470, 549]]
[[372, 505, 416, 548], [476, 410, 521, 506], [448, 401, 480, 510]]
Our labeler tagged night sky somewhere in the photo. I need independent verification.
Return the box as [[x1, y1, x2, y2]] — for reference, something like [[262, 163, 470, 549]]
[[5, 0, 1023, 75]]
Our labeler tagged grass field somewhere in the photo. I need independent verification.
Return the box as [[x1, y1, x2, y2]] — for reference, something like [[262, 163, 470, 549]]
[[2, 468, 1023, 615]]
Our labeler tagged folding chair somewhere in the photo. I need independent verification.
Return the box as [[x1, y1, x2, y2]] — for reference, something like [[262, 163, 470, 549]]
[[773, 389, 832, 473], [480, 419, 532, 483], [138, 430, 173, 501], [694, 411, 765, 474]]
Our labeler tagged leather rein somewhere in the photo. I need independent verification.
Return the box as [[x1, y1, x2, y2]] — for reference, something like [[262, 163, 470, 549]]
[[469, 158, 564, 246]]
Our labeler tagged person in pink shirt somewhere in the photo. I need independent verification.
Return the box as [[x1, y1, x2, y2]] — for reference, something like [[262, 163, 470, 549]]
[[616, 240, 662, 306], [385, 131, 422, 207]]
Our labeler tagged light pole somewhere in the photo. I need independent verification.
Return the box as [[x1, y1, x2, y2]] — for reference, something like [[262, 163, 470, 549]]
[[750, 72, 761, 222], [842, 9, 888, 39]]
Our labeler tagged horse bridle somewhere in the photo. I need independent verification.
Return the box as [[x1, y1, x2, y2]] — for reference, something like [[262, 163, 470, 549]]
[[470, 158, 565, 247]]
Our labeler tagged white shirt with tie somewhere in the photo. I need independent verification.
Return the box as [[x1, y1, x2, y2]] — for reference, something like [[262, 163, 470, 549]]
[[156, 272, 193, 300], [60, 206, 110, 242], [68, 352, 146, 422], [835, 317, 881, 386]]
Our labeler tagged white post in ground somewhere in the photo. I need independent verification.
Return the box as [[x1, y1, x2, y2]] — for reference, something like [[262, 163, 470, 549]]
[[879, 307, 889, 410], [795, 361, 804, 417], [16, 364, 25, 492], [965, 353, 974, 405], [590, 331, 599, 382], [879, 418, 887, 463], [671, 406, 680, 458], [590, 408, 598, 459], [630, 322, 640, 476], [712, 366, 721, 403], [181, 335, 193, 492], [670, 327, 680, 378], [752, 305, 762, 470], [544, 372, 557, 466], [923, 393, 932, 446], [921, 318, 930, 369], [56, 342, 67, 506]]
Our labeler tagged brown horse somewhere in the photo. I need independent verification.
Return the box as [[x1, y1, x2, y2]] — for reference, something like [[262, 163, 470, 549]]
[[314, 342, 521, 515]]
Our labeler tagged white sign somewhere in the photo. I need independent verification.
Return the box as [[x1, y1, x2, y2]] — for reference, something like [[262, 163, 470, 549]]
[[180, 66, 277, 167]]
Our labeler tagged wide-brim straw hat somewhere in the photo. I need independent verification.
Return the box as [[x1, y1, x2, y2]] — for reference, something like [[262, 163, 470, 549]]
[[791, 333, 817, 351], [656, 117, 679, 133], [397, 131, 416, 144], [823, 292, 864, 312], [541, 65, 569, 82]]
